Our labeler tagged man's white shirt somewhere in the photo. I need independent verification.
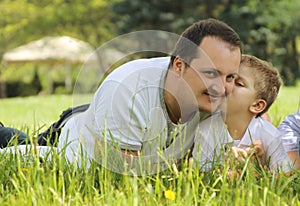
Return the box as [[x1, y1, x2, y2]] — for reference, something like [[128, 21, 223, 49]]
[[58, 57, 204, 173]]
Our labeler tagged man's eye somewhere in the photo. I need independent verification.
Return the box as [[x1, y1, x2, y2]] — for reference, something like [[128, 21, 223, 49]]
[[226, 74, 236, 82], [202, 71, 219, 78]]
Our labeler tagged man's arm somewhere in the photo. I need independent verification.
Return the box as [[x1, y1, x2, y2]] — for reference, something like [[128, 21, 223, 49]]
[[287, 151, 300, 170], [278, 109, 300, 170]]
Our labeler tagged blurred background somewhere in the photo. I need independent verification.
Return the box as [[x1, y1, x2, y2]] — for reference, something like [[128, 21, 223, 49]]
[[0, 0, 299, 98]]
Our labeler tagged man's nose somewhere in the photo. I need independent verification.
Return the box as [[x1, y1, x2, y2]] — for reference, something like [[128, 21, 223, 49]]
[[211, 78, 226, 95], [224, 80, 234, 96], [218, 76, 235, 96]]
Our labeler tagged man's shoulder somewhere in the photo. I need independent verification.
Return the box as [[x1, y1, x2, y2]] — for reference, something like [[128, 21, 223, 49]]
[[105, 56, 170, 81], [199, 112, 223, 124], [197, 112, 224, 133], [119, 56, 170, 69]]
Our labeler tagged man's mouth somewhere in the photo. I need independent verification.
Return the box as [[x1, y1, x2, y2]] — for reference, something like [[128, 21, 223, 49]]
[[209, 94, 222, 102], [204, 91, 225, 102]]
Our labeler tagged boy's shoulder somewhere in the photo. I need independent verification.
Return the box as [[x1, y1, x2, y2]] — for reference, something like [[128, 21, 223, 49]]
[[249, 116, 281, 139]]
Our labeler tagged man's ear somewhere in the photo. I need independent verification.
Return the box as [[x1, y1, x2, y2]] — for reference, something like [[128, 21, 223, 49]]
[[249, 99, 267, 114], [172, 56, 186, 77]]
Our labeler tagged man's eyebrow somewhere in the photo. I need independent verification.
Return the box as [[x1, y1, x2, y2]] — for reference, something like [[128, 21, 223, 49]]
[[198, 67, 218, 72]]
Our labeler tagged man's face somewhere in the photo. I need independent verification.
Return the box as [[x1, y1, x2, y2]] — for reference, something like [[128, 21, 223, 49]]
[[181, 36, 241, 113]]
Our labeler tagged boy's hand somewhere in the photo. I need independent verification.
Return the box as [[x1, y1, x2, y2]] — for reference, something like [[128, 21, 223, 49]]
[[227, 140, 264, 162], [244, 140, 264, 157], [228, 146, 248, 162]]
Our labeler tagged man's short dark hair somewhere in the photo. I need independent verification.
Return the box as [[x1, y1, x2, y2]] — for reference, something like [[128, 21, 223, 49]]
[[170, 18, 242, 66]]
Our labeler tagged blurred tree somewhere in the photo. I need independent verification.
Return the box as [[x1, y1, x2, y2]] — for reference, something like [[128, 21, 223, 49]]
[[112, 0, 223, 34], [112, 0, 300, 85], [219, 0, 300, 86], [0, 0, 116, 54], [1, 0, 299, 92], [0, 0, 38, 57], [0, 0, 117, 97]]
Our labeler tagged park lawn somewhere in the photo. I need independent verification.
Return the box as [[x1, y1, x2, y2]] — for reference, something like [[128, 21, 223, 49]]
[[269, 85, 300, 126], [0, 85, 299, 205], [0, 94, 92, 132], [0, 84, 299, 129]]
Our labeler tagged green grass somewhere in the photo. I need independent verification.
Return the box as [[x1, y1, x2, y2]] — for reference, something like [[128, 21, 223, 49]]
[[0, 85, 299, 205], [0, 94, 92, 134], [0, 85, 298, 129], [0, 95, 72, 127], [269, 81, 300, 126], [0, 147, 298, 205]]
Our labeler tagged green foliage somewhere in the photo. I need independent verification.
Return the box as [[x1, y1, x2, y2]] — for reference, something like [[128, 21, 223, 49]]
[[0, 0, 116, 55], [1, 64, 82, 96], [112, 0, 300, 86], [1, 0, 300, 93], [0, 0, 118, 97], [219, 0, 300, 86]]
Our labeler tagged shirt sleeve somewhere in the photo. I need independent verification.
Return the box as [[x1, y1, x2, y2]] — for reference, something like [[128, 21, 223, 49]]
[[93, 80, 147, 151], [278, 109, 300, 152], [265, 136, 293, 172], [192, 114, 229, 171]]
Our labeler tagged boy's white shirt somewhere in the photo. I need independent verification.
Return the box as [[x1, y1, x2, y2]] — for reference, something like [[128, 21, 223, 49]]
[[193, 112, 293, 172]]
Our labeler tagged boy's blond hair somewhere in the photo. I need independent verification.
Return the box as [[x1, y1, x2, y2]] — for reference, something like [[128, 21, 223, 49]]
[[241, 54, 282, 116]]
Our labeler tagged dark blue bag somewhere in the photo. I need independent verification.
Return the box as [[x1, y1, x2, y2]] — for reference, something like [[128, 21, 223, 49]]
[[38, 104, 90, 146], [0, 122, 29, 148]]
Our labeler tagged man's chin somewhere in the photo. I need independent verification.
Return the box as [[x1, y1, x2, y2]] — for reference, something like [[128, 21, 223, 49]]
[[198, 103, 219, 113], [219, 102, 227, 112]]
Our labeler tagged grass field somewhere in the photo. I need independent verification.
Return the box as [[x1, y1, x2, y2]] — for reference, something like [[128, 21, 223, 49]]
[[0, 85, 299, 205], [269, 84, 300, 126], [0, 84, 299, 129]]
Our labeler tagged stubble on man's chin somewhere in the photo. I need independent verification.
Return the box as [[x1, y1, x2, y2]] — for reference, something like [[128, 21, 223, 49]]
[[198, 104, 215, 114], [197, 107, 215, 121], [219, 100, 227, 113]]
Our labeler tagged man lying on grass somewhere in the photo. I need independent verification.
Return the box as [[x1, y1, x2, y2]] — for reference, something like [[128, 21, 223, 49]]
[[54, 19, 242, 174], [0, 19, 242, 175], [193, 54, 293, 174]]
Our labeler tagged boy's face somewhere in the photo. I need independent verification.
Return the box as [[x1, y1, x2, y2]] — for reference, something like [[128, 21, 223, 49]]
[[221, 65, 257, 115]]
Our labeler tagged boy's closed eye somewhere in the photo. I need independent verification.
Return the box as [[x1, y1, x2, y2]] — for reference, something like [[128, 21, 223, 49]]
[[235, 80, 245, 87]]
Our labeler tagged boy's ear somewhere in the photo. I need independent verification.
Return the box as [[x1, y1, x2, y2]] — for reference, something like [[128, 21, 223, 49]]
[[172, 56, 186, 77], [249, 99, 267, 114]]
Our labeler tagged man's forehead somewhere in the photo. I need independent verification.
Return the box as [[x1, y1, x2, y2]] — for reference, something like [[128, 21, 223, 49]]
[[189, 55, 215, 69], [190, 57, 238, 75]]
